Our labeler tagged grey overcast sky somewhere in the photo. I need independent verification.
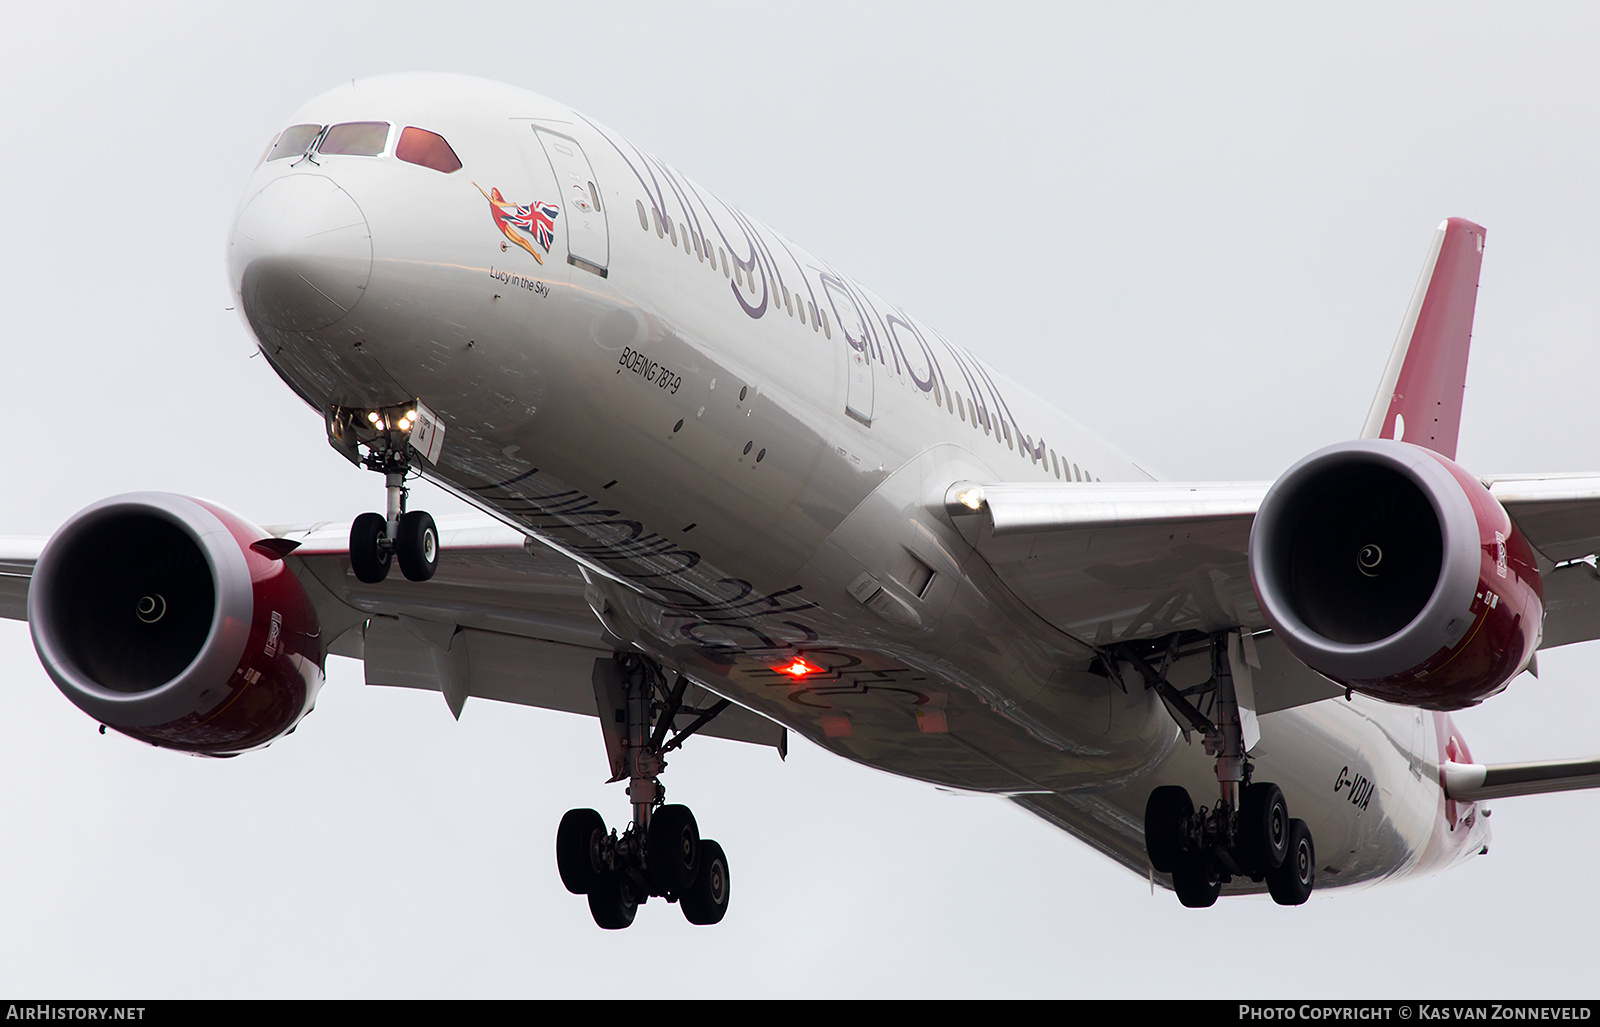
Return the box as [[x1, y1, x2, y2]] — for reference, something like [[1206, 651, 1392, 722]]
[[3, 1, 1600, 998]]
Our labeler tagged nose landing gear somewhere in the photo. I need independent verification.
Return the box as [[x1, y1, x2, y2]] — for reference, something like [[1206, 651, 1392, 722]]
[[556, 654, 734, 928], [327, 402, 443, 584]]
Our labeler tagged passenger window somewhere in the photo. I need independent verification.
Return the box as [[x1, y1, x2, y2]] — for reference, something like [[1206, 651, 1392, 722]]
[[635, 199, 648, 231], [720, 248, 729, 277], [395, 127, 461, 173], [821, 309, 830, 339], [809, 301, 819, 330], [587, 182, 603, 212], [669, 220, 678, 246], [267, 124, 323, 161], [319, 122, 390, 156]]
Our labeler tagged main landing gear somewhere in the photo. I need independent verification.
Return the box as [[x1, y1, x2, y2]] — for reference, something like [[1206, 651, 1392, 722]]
[[1120, 632, 1316, 907], [327, 402, 441, 584], [557, 654, 734, 928]]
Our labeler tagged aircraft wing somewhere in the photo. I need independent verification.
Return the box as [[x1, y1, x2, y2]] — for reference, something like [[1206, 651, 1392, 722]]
[[0, 538, 43, 621], [944, 480, 1270, 644], [0, 515, 785, 751], [944, 474, 1600, 654], [1484, 474, 1600, 647]]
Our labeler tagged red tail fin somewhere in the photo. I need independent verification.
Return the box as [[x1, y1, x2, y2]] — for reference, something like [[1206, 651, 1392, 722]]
[[1360, 218, 1486, 459]]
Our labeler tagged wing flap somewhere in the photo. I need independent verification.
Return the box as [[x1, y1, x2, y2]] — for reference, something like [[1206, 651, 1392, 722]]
[[286, 515, 786, 751], [1531, 561, 1600, 648], [1489, 474, 1600, 564], [360, 617, 784, 748]]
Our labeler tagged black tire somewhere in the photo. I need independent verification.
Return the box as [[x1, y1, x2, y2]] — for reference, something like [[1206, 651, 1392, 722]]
[[556, 808, 607, 895], [1266, 818, 1315, 906], [396, 510, 439, 582], [646, 804, 700, 896], [1144, 785, 1193, 874], [1172, 856, 1221, 908], [681, 839, 730, 925], [349, 512, 391, 584], [587, 871, 639, 930], [1239, 782, 1290, 874]]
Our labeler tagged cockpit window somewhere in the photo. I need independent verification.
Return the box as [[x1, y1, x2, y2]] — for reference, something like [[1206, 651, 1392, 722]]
[[395, 127, 462, 173], [256, 133, 280, 167], [266, 124, 323, 161], [318, 122, 390, 156]]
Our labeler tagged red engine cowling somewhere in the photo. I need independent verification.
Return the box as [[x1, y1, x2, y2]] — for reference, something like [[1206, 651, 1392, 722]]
[[28, 492, 324, 755], [1249, 439, 1541, 710]]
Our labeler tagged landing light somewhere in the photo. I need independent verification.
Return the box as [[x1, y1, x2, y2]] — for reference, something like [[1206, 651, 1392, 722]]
[[957, 487, 985, 511]]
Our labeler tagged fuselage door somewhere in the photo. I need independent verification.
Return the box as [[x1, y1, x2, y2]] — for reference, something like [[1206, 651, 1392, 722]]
[[534, 129, 609, 277], [823, 275, 873, 426]]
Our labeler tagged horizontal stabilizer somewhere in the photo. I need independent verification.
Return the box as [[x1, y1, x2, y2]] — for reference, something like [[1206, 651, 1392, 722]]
[[1442, 757, 1600, 801], [1361, 218, 1486, 459]]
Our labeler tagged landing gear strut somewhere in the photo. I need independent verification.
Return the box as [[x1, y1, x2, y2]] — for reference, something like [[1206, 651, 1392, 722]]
[[1124, 631, 1316, 907], [327, 402, 441, 584], [555, 653, 733, 928]]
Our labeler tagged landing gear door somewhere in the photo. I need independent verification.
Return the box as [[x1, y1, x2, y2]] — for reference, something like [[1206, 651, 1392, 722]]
[[823, 275, 873, 426], [535, 129, 609, 278]]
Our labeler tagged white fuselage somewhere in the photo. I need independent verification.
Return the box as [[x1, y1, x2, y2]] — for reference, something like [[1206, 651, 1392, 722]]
[[229, 73, 1489, 895]]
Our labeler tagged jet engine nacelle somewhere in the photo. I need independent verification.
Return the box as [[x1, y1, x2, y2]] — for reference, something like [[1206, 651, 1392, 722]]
[[1249, 440, 1541, 710], [28, 493, 324, 755]]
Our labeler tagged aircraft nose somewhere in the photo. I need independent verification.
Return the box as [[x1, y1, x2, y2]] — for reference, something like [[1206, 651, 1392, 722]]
[[230, 174, 372, 332]]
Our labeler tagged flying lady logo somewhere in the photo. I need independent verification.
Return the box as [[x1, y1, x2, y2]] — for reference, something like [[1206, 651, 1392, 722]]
[[475, 183, 560, 263]]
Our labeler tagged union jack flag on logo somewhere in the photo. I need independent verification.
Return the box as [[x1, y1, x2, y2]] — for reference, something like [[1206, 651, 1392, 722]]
[[475, 183, 561, 264]]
